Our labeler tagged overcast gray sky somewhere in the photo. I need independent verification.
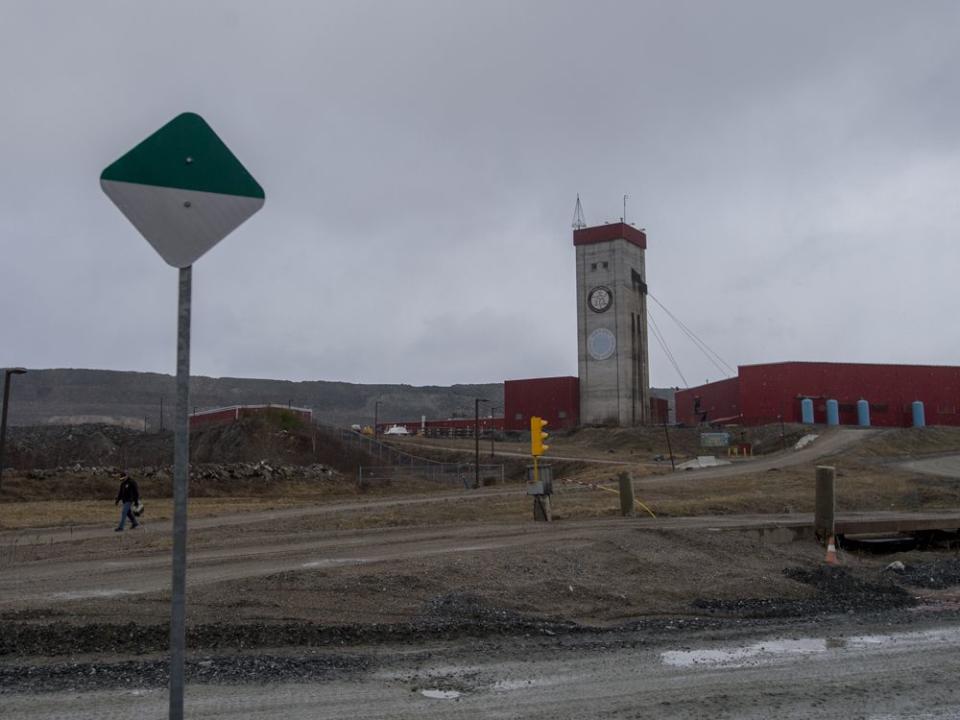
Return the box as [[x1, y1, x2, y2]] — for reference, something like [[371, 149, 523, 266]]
[[2, 0, 958, 388]]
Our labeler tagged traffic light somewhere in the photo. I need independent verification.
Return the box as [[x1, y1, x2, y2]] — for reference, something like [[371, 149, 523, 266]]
[[530, 416, 549, 456]]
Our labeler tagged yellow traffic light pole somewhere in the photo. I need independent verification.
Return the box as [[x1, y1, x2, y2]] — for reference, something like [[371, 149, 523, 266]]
[[530, 415, 549, 484]]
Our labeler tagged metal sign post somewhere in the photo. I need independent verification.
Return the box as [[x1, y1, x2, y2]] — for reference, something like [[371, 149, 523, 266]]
[[168, 266, 191, 716], [101, 113, 263, 720]]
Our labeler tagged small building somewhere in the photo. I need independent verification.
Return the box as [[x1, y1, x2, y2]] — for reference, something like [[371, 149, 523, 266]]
[[675, 361, 960, 427]]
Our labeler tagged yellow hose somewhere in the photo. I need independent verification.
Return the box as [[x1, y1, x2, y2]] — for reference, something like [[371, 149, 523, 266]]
[[591, 484, 657, 519]]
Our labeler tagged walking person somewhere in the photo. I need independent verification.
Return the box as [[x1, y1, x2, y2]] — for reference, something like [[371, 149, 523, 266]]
[[114, 473, 140, 531]]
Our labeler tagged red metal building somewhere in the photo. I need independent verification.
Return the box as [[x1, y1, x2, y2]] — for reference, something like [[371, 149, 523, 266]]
[[504, 376, 580, 431], [676, 361, 960, 427]]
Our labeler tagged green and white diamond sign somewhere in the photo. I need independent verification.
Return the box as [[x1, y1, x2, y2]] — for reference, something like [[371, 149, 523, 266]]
[[101, 112, 265, 267]]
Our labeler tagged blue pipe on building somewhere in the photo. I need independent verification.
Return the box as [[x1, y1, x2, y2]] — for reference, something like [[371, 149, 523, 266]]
[[826, 399, 839, 426], [912, 401, 926, 428]]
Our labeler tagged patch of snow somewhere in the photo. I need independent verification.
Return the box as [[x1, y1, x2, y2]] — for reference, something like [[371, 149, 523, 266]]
[[676, 456, 731, 470]]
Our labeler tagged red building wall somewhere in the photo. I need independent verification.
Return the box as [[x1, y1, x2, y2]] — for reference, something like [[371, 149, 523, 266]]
[[739, 362, 960, 427], [649, 397, 670, 425], [675, 377, 740, 426], [504, 376, 580, 431]]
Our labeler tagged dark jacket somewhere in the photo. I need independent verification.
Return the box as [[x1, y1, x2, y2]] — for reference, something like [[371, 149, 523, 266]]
[[115, 478, 140, 504]]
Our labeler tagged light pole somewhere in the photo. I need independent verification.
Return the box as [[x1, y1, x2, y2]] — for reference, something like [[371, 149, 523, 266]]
[[474, 398, 488, 489], [374, 399, 382, 439], [0, 367, 27, 489]]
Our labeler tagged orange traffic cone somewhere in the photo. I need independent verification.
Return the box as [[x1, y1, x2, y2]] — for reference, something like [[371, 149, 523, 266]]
[[824, 535, 840, 566]]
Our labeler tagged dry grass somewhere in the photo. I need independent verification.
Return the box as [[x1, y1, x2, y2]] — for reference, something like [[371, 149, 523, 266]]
[[0, 496, 309, 530], [6, 462, 960, 533], [843, 426, 960, 459], [6, 425, 960, 532]]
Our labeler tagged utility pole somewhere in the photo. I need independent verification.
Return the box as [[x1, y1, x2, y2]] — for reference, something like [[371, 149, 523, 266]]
[[0, 367, 27, 490], [374, 399, 381, 439], [663, 419, 675, 471], [474, 398, 488, 489]]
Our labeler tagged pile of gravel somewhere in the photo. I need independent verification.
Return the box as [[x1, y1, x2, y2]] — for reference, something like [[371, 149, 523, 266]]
[[693, 566, 915, 619], [895, 558, 960, 589], [0, 653, 369, 694], [2, 609, 582, 659]]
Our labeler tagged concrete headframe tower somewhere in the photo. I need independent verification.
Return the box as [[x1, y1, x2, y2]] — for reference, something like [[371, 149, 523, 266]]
[[575, 222, 650, 426]]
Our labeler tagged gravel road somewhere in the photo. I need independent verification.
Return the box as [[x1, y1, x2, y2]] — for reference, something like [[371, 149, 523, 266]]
[[5, 615, 960, 719]]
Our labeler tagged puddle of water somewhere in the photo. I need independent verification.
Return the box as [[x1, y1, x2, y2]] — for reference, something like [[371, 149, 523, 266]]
[[662, 638, 828, 668], [846, 626, 960, 650], [420, 689, 462, 700], [51, 589, 138, 600], [662, 626, 960, 670]]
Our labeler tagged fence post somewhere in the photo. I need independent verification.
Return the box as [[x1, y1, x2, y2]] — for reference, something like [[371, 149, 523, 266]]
[[618, 471, 635, 517]]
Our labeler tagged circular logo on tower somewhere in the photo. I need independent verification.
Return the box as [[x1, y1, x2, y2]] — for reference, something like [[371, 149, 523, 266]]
[[587, 286, 613, 313], [587, 328, 616, 361]]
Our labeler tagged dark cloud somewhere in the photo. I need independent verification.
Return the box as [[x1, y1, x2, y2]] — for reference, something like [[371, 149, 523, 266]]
[[2, 1, 958, 387]]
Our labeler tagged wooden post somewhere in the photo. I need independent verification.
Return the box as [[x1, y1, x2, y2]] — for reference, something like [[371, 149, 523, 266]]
[[618, 471, 635, 517], [814, 465, 836, 543]]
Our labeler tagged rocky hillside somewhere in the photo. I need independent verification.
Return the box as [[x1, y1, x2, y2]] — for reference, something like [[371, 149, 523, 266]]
[[1, 368, 503, 430], [3, 414, 370, 472]]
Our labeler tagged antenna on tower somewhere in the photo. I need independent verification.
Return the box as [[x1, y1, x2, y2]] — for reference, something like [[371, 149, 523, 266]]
[[572, 194, 587, 230]]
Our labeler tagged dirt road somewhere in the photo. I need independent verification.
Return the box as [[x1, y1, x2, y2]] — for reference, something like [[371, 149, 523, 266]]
[[901, 453, 960, 479], [391, 438, 637, 465], [6, 616, 960, 719], [657, 427, 877, 481], [8, 506, 960, 615], [0, 486, 520, 547], [398, 427, 877, 478], [0, 512, 810, 610]]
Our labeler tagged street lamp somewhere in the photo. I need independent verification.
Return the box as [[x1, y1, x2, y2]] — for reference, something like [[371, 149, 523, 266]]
[[474, 398, 488, 489], [0, 367, 27, 489]]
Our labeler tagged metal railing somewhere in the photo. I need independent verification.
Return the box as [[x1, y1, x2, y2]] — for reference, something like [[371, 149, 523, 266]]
[[315, 421, 443, 466], [315, 421, 505, 487]]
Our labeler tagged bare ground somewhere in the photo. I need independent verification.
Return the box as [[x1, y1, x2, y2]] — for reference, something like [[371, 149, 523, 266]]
[[5, 422, 960, 712]]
